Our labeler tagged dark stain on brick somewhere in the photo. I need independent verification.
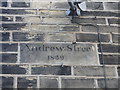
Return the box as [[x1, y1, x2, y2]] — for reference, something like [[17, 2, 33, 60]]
[[32, 65, 71, 75], [99, 54, 119, 65], [17, 77, 37, 88], [0, 53, 17, 63], [0, 43, 18, 52], [11, 1, 30, 7], [2, 77, 14, 88], [2, 65, 27, 74], [0, 32, 10, 41], [2, 23, 27, 30]]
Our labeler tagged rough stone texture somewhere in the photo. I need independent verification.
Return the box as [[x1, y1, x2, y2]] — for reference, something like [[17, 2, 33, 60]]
[[2, 23, 28, 30], [13, 32, 45, 41], [0, 32, 10, 41], [98, 78, 119, 88], [74, 66, 117, 77], [76, 33, 110, 42], [72, 18, 106, 24], [0, 43, 18, 52], [17, 77, 37, 88], [81, 25, 119, 33], [61, 78, 95, 88], [104, 2, 119, 10], [40, 77, 58, 88], [112, 34, 120, 43], [2, 77, 13, 88], [99, 55, 119, 65], [1, 53, 17, 63], [42, 18, 71, 24], [45, 33, 75, 42], [2, 65, 28, 74], [98, 44, 119, 53], [31, 65, 71, 75]]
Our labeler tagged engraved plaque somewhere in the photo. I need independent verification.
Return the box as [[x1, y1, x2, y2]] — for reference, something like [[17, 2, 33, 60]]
[[20, 43, 100, 65]]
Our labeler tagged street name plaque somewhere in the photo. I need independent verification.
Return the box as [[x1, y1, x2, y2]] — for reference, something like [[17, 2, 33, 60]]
[[20, 43, 99, 65]]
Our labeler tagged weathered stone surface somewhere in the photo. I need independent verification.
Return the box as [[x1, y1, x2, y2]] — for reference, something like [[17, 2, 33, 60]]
[[17, 77, 37, 88], [98, 44, 119, 53], [104, 2, 119, 10], [74, 66, 117, 77], [0, 43, 18, 52], [1, 53, 17, 63], [86, 2, 103, 10], [76, 33, 110, 42], [20, 43, 99, 65], [81, 25, 119, 33], [2, 65, 28, 74], [13, 32, 44, 41], [112, 34, 120, 43], [42, 18, 71, 24], [99, 54, 119, 65], [2, 77, 13, 88], [45, 33, 75, 42], [61, 78, 95, 88], [98, 78, 119, 88], [31, 65, 71, 75], [40, 77, 58, 88]]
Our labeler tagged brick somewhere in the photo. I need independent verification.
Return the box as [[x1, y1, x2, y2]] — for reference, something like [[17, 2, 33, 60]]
[[31, 2, 50, 9], [51, 2, 69, 9], [82, 25, 119, 33], [108, 19, 120, 24], [99, 55, 119, 65], [16, 16, 42, 23], [118, 67, 120, 76], [104, 2, 119, 10], [60, 25, 80, 32], [74, 66, 117, 77], [42, 18, 71, 24], [31, 65, 71, 75], [13, 32, 44, 41], [2, 77, 13, 88], [0, 32, 10, 41], [98, 44, 119, 53], [1, 16, 13, 21], [72, 18, 106, 24], [11, 1, 30, 7], [1, 9, 36, 15], [2, 65, 28, 74], [40, 77, 58, 88], [31, 24, 59, 32], [49, 10, 66, 17], [61, 78, 94, 88], [76, 33, 110, 42], [40, 10, 66, 17], [86, 2, 103, 10], [17, 77, 37, 88], [0, 43, 18, 52], [98, 78, 118, 88], [82, 11, 120, 17], [0, 53, 17, 63], [1, 2, 7, 7], [46, 33, 75, 42], [2, 23, 27, 30], [112, 34, 120, 43]]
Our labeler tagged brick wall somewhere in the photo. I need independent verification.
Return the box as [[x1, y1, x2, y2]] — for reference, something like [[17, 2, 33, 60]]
[[0, 0, 119, 89]]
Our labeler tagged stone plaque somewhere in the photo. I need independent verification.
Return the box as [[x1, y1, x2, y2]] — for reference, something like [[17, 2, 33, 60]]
[[20, 43, 100, 65]]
